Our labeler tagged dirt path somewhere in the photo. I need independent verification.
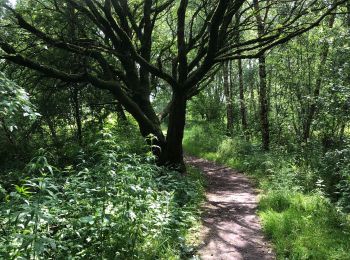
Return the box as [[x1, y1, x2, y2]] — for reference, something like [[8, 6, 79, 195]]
[[186, 156, 275, 260]]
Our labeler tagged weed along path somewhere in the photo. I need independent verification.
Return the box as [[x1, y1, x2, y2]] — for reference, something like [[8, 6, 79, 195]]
[[186, 156, 275, 260]]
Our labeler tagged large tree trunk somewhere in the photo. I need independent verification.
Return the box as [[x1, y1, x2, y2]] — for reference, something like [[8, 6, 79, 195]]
[[110, 81, 186, 171], [258, 55, 270, 151], [159, 92, 187, 171], [223, 62, 234, 135]]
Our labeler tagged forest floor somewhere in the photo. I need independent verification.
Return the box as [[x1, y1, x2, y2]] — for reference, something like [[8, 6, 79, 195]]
[[186, 156, 275, 260]]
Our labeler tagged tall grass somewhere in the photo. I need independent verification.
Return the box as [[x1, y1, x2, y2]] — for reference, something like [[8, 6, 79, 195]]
[[260, 191, 350, 260]]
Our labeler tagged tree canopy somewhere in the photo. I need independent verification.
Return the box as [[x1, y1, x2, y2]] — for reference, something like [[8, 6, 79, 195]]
[[1, 0, 347, 168]]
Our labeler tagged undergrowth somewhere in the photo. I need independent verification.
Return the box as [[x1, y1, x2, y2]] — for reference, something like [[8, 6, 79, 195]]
[[0, 131, 204, 259], [184, 123, 350, 260]]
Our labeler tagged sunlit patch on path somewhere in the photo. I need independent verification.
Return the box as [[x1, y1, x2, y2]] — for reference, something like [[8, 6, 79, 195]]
[[186, 156, 275, 260]]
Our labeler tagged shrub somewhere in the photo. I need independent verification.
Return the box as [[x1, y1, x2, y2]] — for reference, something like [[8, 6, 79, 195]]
[[322, 145, 350, 212], [183, 123, 225, 156], [0, 132, 204, 259]]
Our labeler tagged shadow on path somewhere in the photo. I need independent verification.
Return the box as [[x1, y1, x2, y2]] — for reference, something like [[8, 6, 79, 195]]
[[186, 156, 275, 260]]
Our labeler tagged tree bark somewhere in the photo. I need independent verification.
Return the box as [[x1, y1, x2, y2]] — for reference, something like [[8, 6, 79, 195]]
[[223, 62, 234, 135], [160, 92, 187, 171]]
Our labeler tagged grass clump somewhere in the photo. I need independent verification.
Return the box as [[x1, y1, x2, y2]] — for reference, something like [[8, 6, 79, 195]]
[[260, 191, 350, 260]]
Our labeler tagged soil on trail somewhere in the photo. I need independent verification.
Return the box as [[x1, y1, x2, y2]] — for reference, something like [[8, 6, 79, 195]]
[[186, 156, 275, 260]]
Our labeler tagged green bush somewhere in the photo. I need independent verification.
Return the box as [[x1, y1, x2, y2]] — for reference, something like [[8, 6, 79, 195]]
[[0, 132, 204, 259], [322, 145, 350, 212], [183, 123, 225, 156]]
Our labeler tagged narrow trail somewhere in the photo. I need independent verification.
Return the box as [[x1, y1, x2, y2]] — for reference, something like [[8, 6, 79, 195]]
[[186, 156, 275, 260]]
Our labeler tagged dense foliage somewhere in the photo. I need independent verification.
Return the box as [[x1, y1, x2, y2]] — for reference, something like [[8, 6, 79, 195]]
[[1, 0, 350, 259], [1, 130, 204, 259], [0, 74, 203, 259]]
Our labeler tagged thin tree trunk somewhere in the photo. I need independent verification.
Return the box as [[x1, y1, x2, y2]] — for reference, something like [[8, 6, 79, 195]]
[[258, 55, 270, 150], [46, 117, 59, 148], [254, 0, 270, 151], [72, 88, 83, 145], [248, 60, 257, 121], [302, 13, 336, 142], [116, 102, 127, 122], [67, 4, 83, 145], [348, 1, 350, 33], [235, 11, 248, 139], [238, 58, 248, 139], [223, 62, 234, 135]]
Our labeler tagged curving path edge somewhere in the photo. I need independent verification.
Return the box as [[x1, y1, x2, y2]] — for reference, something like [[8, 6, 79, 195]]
[[186, 156, 275, 260]]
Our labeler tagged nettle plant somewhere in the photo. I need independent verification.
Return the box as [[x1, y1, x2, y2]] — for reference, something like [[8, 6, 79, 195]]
[[323, 146, 350, 212], [0, 149, 59, 259], [0, 132, 202, 259], [0, 71, 40, 132]]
